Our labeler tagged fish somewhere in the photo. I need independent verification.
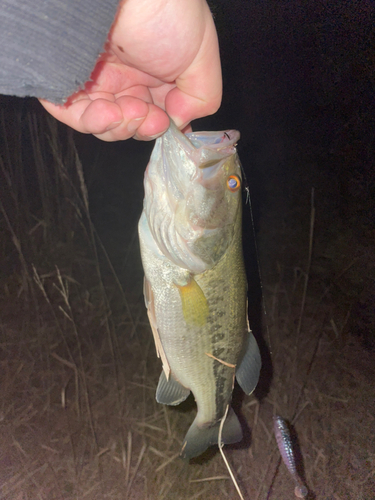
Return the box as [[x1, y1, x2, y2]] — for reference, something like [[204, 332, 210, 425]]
[[273, 415, 308, 498], [138, 119, 261, 459]]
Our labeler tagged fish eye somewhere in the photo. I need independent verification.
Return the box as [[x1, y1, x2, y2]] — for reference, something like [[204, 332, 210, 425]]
[[226, 175, 241, 192]]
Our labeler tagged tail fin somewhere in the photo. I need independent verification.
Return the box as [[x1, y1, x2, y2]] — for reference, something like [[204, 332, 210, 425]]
[[180, 407, 243, 460]]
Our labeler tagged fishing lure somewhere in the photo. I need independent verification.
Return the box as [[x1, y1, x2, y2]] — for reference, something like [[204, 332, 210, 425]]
[[273, 415, 308, 498]]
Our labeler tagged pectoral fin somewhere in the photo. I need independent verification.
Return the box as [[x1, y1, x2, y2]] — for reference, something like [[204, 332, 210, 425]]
[[176, 277, 209, 326], [144, 278, 170, 380], [236, 331, 261, 395], [156, 370, 191, 406]]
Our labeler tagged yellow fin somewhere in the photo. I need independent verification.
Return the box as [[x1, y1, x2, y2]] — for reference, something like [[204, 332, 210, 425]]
[[176, 278, 209, 326]]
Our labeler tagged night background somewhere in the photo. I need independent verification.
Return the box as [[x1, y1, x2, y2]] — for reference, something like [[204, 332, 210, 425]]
[[0, 1, 374, 499]]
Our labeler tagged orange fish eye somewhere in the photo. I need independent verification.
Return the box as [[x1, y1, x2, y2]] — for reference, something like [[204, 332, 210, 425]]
[[226, 175, 241, 192]]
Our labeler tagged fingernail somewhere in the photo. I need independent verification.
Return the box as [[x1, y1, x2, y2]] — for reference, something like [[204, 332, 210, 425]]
[[147, 132, 165, 140], [168, 116, 185, 129], [127, 117, 145, 134], [105, 120, 122, 132]]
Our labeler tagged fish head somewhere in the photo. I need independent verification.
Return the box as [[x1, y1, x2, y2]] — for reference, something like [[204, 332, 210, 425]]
[[143, 120, 243, 273]]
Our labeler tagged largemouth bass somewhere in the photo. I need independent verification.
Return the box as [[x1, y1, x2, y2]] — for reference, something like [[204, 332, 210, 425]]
[[138, 120, 261, 459]]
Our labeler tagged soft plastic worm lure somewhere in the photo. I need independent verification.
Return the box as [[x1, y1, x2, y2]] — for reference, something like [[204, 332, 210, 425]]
[[273, 415, 308, 498]]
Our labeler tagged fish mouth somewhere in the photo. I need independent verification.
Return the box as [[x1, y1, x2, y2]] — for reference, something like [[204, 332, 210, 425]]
[[186, 129, 240, 150], [197, 157, 230, 184], [186, 129, 240, 184], [163, 121, 241, 194]]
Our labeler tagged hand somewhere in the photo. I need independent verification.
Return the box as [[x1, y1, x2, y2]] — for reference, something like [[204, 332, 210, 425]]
[[40, 0, 222, 141]]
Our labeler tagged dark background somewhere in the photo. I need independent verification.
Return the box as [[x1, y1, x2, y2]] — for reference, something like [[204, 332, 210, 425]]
[[1, 1, 373, 347], [73, 0, 374, 348]]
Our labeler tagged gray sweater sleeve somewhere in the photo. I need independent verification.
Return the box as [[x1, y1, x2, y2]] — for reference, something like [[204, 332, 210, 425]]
[[0, 0, 120, 103]]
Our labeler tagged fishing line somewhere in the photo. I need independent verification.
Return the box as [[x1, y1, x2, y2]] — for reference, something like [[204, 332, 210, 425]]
[[240, 159, 272, 354], [240, 158, 310, 498], [218, 405, 245, 500]]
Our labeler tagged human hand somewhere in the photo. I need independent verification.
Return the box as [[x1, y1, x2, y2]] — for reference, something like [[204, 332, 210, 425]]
[[40, 0, 222, 141]]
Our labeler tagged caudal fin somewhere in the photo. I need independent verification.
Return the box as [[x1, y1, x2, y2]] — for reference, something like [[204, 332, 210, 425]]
[[180, 407, 243, 460]]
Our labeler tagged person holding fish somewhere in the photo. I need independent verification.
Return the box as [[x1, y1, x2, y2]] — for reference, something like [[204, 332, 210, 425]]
[[2, 0, 264, 459], [0, 0, 222, 141]]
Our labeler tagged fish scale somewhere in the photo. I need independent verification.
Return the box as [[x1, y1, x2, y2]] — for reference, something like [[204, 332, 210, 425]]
[[138, 120, 262, 459], [193, 214, 247, 423]]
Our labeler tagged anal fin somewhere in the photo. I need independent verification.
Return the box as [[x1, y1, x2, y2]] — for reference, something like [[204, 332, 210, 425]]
[[236, 331, 261, 395], [156, 370, 190, 406]]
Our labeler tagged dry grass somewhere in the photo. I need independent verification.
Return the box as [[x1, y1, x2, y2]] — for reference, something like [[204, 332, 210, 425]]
[[0, 99, 374, 499]]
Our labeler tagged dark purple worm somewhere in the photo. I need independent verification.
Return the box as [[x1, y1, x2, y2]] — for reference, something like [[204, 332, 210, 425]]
[[273, 415, 308, 498]]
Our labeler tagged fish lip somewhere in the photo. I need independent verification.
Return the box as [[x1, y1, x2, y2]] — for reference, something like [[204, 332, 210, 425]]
[[164, 121, 240, 188], [196, 157, 230, 184], [186, 129, 240, 150]]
